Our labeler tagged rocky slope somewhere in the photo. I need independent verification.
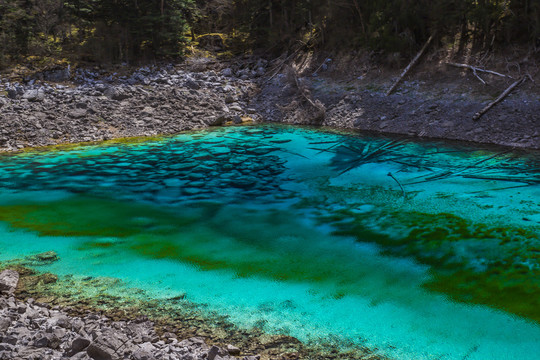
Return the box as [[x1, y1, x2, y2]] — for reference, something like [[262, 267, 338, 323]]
[[0, 62, 264, 152], [1, 57, 538, 153]]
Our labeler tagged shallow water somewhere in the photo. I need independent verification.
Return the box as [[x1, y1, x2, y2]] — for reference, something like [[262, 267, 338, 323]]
[[0, 125, 539, 359]]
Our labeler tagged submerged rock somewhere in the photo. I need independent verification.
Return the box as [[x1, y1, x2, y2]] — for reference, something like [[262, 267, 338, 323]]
[[24, 251, 59, 266]]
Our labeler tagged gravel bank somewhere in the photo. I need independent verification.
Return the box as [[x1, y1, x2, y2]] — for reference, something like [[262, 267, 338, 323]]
[[0, 269, 254, 360], [0, 62, 264, 152], [254, 66, 539, 150], [0, 252, 385, 360]]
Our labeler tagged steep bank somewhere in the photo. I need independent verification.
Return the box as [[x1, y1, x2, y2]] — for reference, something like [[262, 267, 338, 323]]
[[254, 57, 539, 149], [0, 55, 539, 152]]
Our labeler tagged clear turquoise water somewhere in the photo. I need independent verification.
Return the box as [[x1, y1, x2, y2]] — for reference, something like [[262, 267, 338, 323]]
[[0, 125, 539, 359]]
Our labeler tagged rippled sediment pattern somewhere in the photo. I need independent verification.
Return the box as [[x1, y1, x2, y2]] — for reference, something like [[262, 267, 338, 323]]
[[0, 125, 539, 359]]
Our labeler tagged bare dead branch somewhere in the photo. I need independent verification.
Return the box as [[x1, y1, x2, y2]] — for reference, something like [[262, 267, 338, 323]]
[[386, 31, 436, 96], [473, 68, 487, 85], [472, 77, 527, 121], [388, 172, 406, 199], [293, 72, 326, 119], [446, 62, 511, 80]]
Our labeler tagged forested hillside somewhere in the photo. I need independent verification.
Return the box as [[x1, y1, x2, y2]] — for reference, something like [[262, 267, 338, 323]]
[[1, 0, 539, 67]]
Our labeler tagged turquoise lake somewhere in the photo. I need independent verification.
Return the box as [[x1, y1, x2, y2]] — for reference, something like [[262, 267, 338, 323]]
[[0, 125, 539, 359]]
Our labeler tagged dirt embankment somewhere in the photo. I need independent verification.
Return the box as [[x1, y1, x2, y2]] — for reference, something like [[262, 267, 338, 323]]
[[0, 53, 539, 151], [253, 53, 539, 150]]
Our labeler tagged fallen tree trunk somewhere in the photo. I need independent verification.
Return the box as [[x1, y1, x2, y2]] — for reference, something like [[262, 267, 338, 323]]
[[293, 72, 326, 123], [472, 77, 527, 121], [386, 32, 436, 96]]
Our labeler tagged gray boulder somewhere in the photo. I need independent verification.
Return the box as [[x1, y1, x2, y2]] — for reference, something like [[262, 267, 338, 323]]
[[22, 89, 45, 102], [86, 343, 117, 360], [206, 114, 228, 126], [66, 337, 91, 356], [207, 346, 220, 360], [221, 68, 233, 77], [0, 318, 11, 332], [0, 270, 19, 294], [104, 87, 131, 101], [185, 79, 200, 90], [226, 345, 241, 356], [69, 109, 87, 119], [42, 66, 71, 82], [6, 88, 18, 99], [132, 349, 155, 360]]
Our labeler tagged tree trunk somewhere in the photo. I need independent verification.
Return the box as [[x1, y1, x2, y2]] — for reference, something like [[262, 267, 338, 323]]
[[269, 0, 272, 27], [352, 0, 366, 38], [472, 77, 527, 121], [386, 31, 437, 96], [457, 17, 468, 55]]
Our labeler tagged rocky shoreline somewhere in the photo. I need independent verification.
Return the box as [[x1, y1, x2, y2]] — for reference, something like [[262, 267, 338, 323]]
[[1, 57, 538, 153], [0, 57, 538, 359], [0, 61, 264, 152], [0, 268, 257, 360], [0, 253, 385, 360], [253, 63, 539, 150]]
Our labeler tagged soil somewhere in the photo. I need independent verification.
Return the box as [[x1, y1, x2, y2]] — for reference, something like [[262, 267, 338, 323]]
[[252, 54, 539, 149]]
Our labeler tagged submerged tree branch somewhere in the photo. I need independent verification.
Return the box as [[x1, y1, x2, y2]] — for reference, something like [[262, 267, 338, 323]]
[[388, 172, 407, 199]]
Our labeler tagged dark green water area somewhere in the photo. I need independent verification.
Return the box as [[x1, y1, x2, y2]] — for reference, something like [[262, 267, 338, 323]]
[[0, 125, 538, 359]]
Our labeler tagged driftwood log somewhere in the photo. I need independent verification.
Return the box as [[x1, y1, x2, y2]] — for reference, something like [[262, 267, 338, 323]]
[[386, 32, 436, 96], [472, 77, 527, 121]]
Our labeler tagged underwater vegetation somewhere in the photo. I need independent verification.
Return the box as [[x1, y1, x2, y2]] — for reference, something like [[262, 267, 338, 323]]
[[0, 125, 538, 359]]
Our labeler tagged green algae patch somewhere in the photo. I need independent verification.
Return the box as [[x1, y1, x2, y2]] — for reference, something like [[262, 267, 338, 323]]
[[1, 134, 171, 157], [0, 196, 195, 238], [426, 269, 540, 323], [126, 232, 423, 300], [81, 199, 540, 324], [329, 208, 540, 323], [76, 205, 428, 305]]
